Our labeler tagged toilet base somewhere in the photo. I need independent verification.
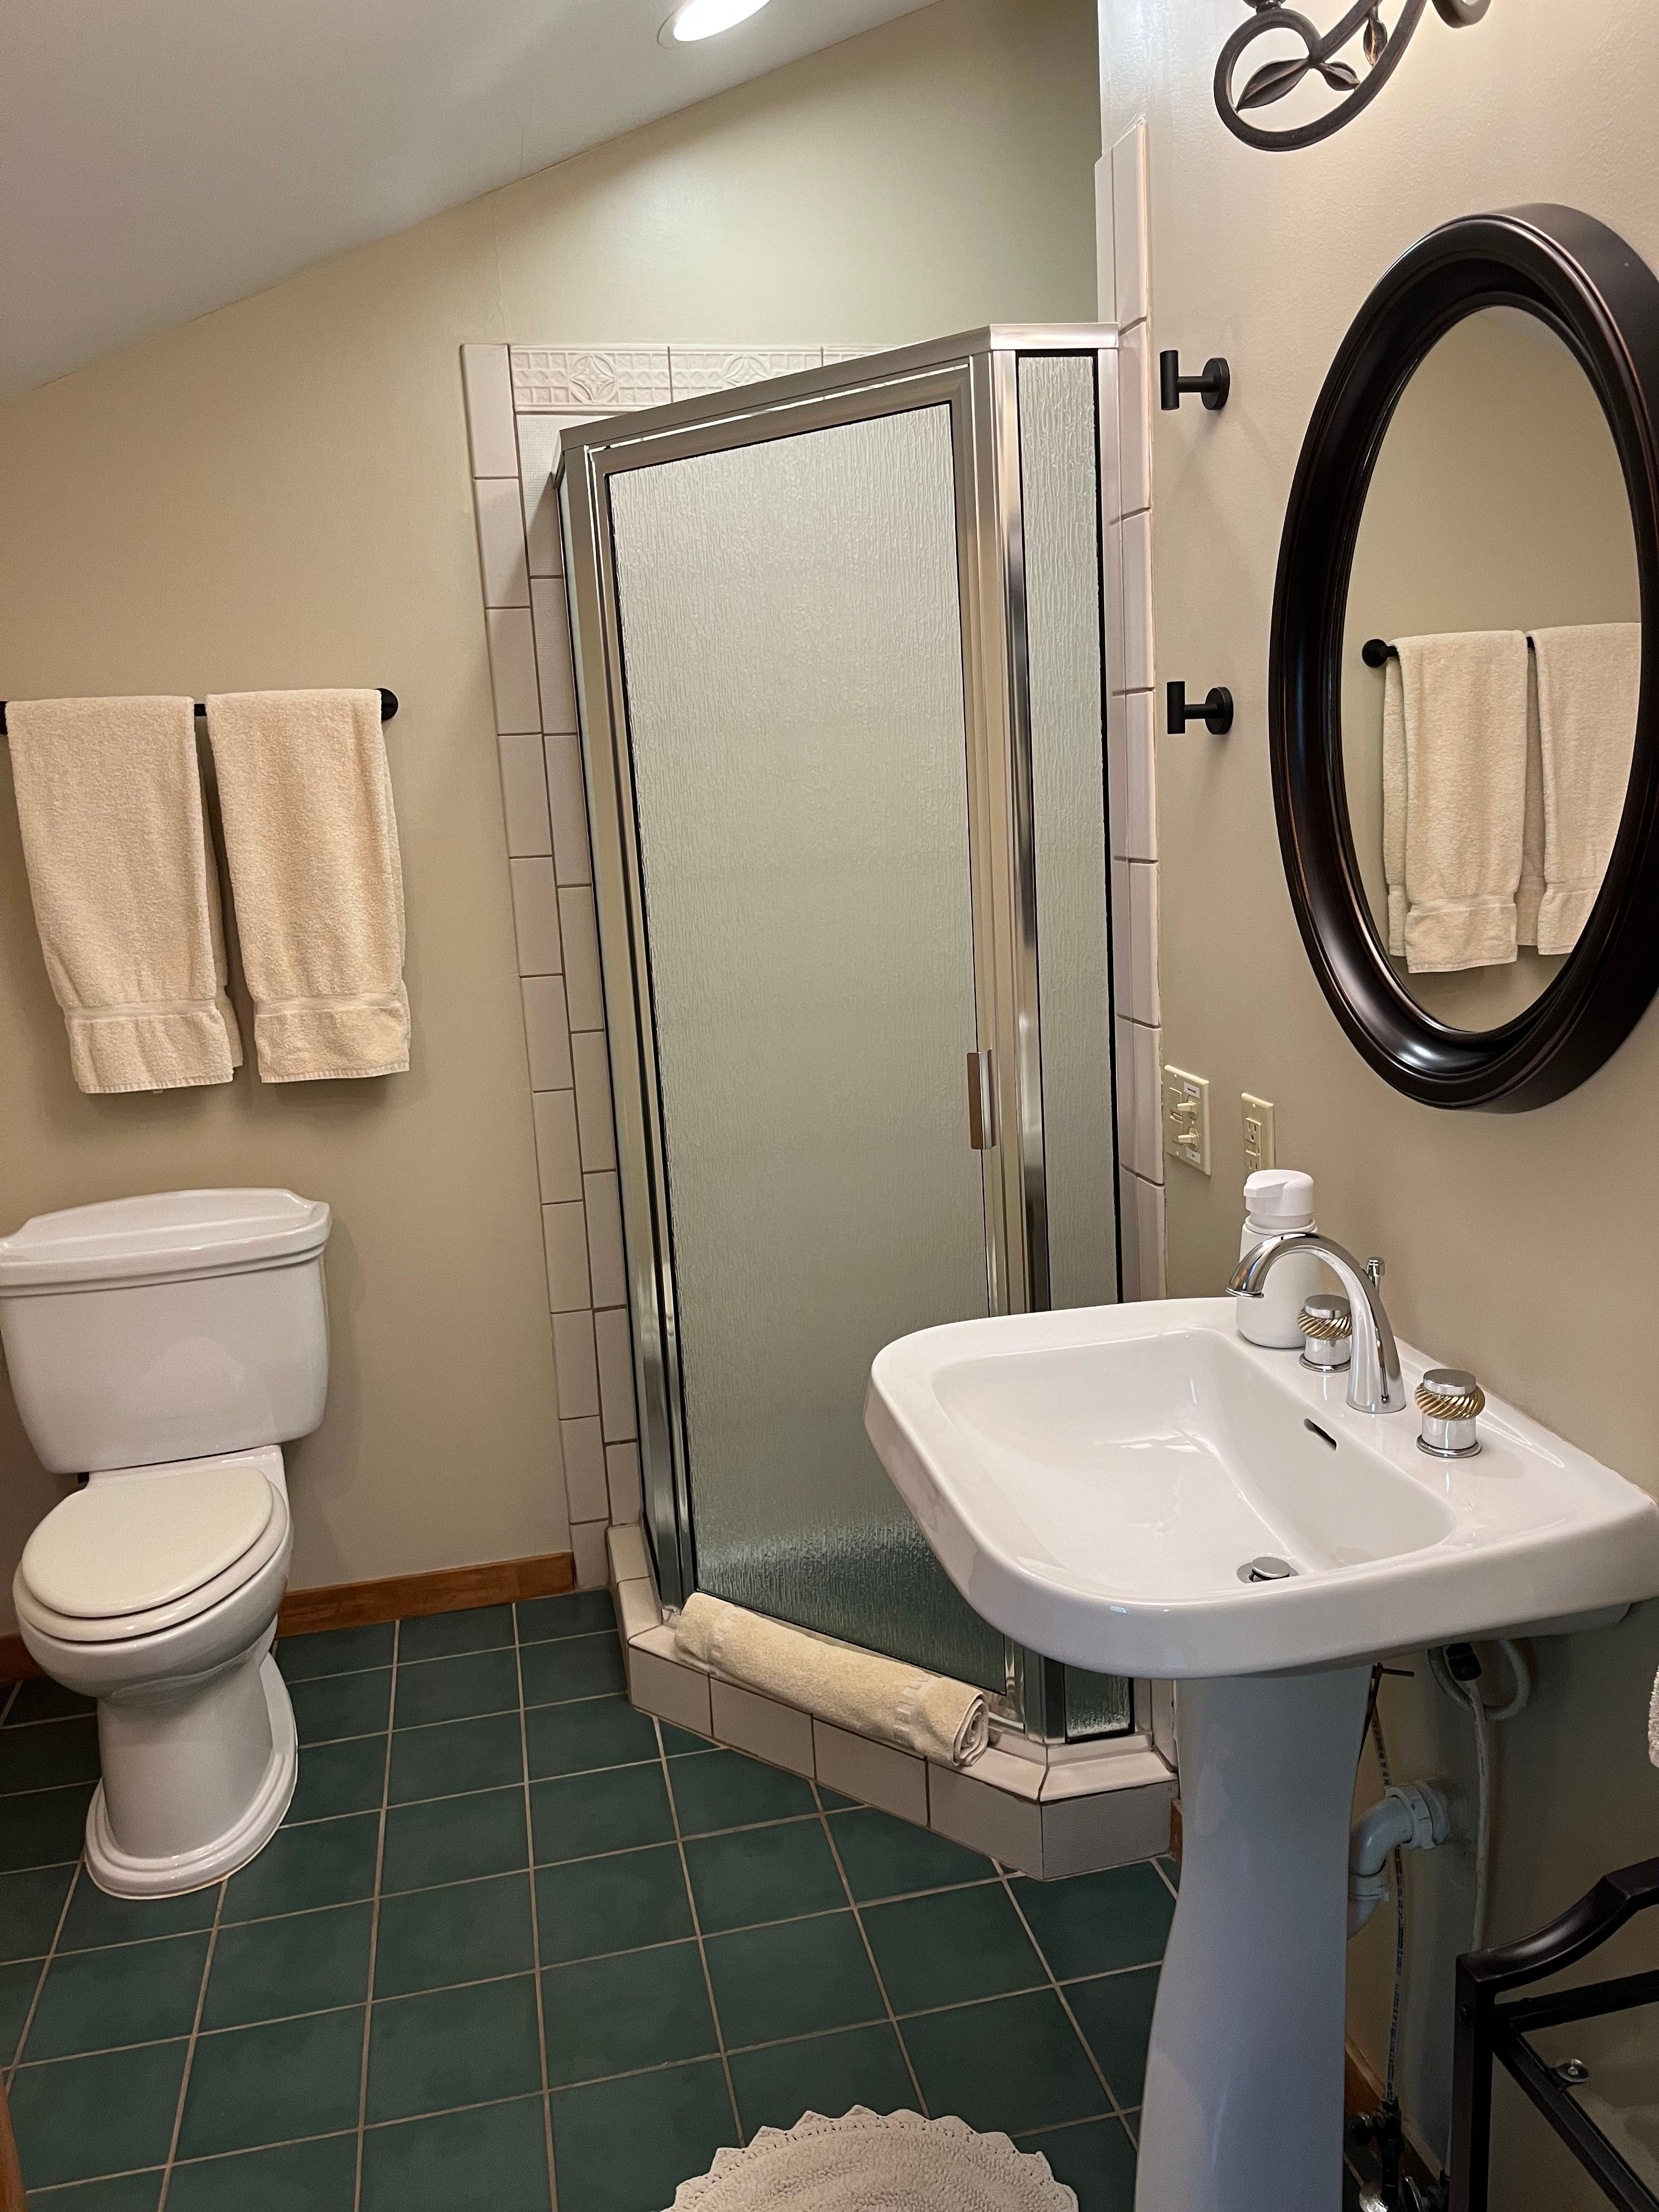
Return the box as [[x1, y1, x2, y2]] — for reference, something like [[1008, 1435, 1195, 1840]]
[[86, 1656, 298, 1898]]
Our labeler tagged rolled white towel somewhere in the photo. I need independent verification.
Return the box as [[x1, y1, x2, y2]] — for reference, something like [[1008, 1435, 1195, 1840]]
[[676, 1592, 989, 1769]]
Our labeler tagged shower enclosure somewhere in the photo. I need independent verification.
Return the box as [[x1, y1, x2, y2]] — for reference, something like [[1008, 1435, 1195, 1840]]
[[560, 330, 1129, 1741]]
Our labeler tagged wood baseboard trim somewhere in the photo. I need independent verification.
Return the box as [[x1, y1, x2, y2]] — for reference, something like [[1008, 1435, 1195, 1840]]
[[0, 1638, 42, 1683], [1345, 2037, 1442, 2190], [276, 1552, 577, 1638]]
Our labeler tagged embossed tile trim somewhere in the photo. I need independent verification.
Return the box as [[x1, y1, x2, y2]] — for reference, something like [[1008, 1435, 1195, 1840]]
[[510, 348, 671, 413]]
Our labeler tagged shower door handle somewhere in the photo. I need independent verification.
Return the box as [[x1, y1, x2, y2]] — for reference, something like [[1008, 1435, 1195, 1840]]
[[966, 1051, 997, 1150]]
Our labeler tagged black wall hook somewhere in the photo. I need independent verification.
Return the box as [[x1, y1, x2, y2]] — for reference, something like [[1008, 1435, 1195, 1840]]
[[1160, 351, 1231, 412], [1167, 680, 1234, 736]]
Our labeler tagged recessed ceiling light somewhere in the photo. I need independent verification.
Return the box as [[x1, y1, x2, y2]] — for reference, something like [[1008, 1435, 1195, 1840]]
[[660, 0, 771, 44]]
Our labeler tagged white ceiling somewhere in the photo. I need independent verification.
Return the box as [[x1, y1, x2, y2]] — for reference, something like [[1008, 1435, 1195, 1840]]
[[0, 0, 936, 399]]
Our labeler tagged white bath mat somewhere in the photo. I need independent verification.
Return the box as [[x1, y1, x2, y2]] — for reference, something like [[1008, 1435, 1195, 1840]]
[[665, 2107, 1079, 2210]]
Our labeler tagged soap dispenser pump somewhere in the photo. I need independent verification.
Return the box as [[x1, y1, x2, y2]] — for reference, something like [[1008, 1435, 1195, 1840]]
[[1237, 1169, 1323, 1348]]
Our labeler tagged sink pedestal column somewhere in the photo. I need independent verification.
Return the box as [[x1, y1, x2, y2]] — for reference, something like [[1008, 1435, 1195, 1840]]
[[1136, 1663, 1372, 2212]]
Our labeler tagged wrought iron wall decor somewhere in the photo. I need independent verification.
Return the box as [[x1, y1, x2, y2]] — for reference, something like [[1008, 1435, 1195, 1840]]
[[1216, 0, 1490, 154]]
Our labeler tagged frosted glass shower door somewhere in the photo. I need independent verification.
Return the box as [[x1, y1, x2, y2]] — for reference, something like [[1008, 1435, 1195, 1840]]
[[607, 405, 1007, 1689]]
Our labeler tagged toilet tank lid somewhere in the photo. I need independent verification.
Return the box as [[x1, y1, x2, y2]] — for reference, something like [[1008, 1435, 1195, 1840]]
[[0, 1189, 331, 1294]]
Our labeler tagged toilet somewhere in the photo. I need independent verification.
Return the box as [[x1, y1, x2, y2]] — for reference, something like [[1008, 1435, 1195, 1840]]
[[0, 1188, 331, 1898]]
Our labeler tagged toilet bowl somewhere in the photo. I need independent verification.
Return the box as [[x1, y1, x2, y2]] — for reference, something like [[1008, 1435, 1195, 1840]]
[[0, 1189, 331, 1897]]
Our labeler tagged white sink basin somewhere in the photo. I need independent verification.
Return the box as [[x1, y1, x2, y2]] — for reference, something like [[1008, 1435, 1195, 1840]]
[[866, 1294, 1659, 2212], [867, 1296, 1659, 1679]]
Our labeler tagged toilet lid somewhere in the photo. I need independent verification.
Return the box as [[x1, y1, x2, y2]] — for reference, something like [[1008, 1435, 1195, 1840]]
[[21, 1464, 276, 1619]]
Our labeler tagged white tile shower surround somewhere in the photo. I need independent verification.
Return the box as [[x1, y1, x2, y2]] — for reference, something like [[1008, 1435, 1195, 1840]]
[[461, 327, 1169, 1583], [606, 1530, 1175, 1883]]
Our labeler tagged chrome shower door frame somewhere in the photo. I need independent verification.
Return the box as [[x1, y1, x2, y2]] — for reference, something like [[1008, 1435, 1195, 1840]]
[[559, 329, 1122, 1737]]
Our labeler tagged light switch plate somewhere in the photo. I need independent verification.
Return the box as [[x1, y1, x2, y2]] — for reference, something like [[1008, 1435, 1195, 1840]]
[[1243, 1093, 1276, 1177], [1164, 1065, 1211, 1175]]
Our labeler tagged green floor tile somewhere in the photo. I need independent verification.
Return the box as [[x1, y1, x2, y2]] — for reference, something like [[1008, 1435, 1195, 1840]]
[[1066, 1966, 1160, 2108], [0, 1956, 40, 2063], [864, 1884, 1045, 2013], [9, 2040, 188, 2189], [284, 1735, 387, 1825], [59, 1875, 217, 1954], [25, 1931, 208, 2060], [393, 1650, 519, 1730], [659, 1723, 714, 1757], [517, 1589, 616, 1644], [201, 1900, 373, 2028], [380, 1785, 527, 1893], [397, 1604, 514, 1661], [900, 1989, 1108, 2138], [362, 2094, 551, 2212], [0, 1717, 100, 1795], [535, 1841, 693, 1962], [518, 1634, 627, 1708], [178, 2005, 363, 2159], [542, 1939, 716, 2086], [1010, 1864, 1174, 1980], [827, 1807, 996, 1903], [683, 1819, 844, 1934], [365, 1973, 541, 2121], [166, 2130, 359, 2211], [223, 1811, 380, 1920], [1017, 2116, 1138, 2212], [3, 1680, 94, 1726], [531, 1763, 674, 1864], [668, 1750, 816, 1837], [1157, 1854, 1181, 1891], [388, 1712, 524, 1804], [20, 2173, 162, 2210], [275, 1621, 394, 1683], [524, 1695, 658, 1779], [551, 2058, 736, 2212], [815, 1786, 861, 1810], [374, 1872, 534, 1998], [729, 2021, 916, 2135], [288, 1669, 391, 1747], [0, 1862, 75, 1961], [0, 1782, 93, 1872], [704, 1912, 883, 2048]]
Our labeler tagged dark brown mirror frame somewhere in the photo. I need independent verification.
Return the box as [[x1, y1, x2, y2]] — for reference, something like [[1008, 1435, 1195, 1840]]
[[1270, 205, 1659, 1110]]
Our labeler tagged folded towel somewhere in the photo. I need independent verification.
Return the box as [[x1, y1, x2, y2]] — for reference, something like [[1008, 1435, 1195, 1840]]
[[1516, 647, 1546, 949], [1384, 633, 1532, 974], [6, 696, 242, 1093], [676, 1592, 990, 1768], [1530, 623, 1640, 955], [206, 690, 408, 1081]]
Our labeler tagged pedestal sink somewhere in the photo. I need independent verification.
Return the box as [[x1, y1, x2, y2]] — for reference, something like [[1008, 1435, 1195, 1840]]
[[865, 1298, 1659, 2212]]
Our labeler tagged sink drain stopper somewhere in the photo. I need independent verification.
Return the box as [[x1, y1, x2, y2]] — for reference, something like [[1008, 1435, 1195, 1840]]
[[664, 2107, 1079, 2210]]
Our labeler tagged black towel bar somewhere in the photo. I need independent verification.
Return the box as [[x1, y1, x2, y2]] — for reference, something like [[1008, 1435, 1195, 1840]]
[[1362, 639, 1398, 667], [0, 689, 399, 738]]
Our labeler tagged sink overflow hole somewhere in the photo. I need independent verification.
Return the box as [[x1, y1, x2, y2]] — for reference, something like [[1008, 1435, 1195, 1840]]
[[1305, 1419, 1338, 1451]]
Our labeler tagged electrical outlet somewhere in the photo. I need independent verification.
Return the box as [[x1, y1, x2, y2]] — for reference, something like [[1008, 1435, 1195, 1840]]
[[1243, 1093, 1276, 1177], [1163, 1065, 1211, 1175]]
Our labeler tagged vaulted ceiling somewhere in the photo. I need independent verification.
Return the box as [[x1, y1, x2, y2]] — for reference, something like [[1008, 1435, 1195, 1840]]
[[0, 0, 936, 398]]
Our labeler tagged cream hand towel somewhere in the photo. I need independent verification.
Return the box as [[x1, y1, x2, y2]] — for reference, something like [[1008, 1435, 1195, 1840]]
[[7, 696, 242, 1093], [1516, 644, 1546, 949], [1382, 657, 1408, 957], [676, 1592, 990, 1768], [1530, 623, 1641, 955], [206, 690, 408, 1081], [1390, 632, 1531, 974]]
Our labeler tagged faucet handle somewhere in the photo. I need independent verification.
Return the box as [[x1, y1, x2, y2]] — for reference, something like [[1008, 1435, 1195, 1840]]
[[1415, 1368, 1484, 1460], [1299, 1294, 1352, 1373]]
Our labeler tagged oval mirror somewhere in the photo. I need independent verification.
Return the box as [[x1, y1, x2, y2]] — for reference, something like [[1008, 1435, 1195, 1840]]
[[1272, 207, 1659, 1109]]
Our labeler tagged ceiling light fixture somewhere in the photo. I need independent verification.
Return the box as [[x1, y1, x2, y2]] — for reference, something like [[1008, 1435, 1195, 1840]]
[[661, 0, 771, 43]]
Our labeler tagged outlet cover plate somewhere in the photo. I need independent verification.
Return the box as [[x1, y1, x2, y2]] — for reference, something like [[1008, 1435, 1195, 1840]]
[[1243, 1093, 1276, 1177], [1164, 1065, 1211, 1175]]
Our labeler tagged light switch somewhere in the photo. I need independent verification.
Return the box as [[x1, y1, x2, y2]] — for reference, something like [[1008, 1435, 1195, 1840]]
[[1164, 1065, 1211, 1175], [1243, 1093, 1276, 1177]]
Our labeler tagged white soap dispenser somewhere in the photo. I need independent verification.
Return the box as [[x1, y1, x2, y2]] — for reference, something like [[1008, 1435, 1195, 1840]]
[[1237, 1169, 1323, 1349]]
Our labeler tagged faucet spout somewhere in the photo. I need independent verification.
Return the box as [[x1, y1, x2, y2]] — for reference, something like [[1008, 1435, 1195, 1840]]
[[1228, 1231, 1407, 1415]]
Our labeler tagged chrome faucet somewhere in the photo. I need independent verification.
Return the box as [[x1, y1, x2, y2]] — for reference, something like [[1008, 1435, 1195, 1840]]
[[1228, 1232, 1407, 1415]]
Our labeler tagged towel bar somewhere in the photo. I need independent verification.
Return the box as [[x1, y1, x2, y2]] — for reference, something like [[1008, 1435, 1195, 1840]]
[[1363, 639, 1398, 667], [0, 689, 399, 737]]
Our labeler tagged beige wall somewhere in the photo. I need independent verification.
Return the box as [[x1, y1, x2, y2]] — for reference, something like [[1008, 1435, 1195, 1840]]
[[1100, 2, 1659, 2194], [0, 0, 1100, 1633]]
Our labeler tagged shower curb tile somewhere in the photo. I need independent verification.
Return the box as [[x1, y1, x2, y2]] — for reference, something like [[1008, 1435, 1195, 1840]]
[[928, 1761, 1043, 1878], [812, 1721, 927, 1826], [709, 1680, 814, 1779], [628, 1637, 712, 1737]]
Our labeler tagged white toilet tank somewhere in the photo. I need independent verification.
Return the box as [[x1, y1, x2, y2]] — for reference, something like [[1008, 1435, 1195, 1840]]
[[0, 1189, 331, 1475]]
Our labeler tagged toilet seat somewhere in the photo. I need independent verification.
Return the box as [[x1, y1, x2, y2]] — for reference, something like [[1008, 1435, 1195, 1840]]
[[16, 1460, 289, 1644]]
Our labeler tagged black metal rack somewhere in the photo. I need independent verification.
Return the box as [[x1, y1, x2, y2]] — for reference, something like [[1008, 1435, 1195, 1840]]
[[0, 690, 398, 737], [1452, 1855, 1659, 2211]]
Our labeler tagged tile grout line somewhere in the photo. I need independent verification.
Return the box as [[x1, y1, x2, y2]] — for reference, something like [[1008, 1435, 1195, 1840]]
[[656, 1716, 744, 2145], [511, 1601, 560, 2211], [4, 1857, 84, 2089], [995, 1867, 1138, 2143], [351, 1616, 398, 2212], [1153, 1855, 1179, 1904], [811, 1780, 930, 2119], [0, 1683, 18, 1724], [154, 1874, 229, 2210]]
